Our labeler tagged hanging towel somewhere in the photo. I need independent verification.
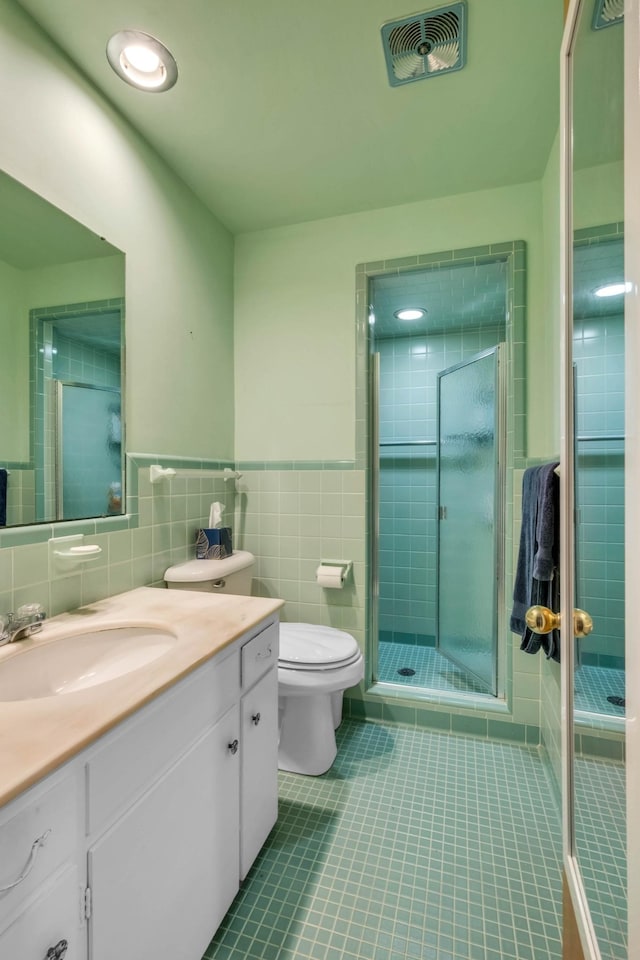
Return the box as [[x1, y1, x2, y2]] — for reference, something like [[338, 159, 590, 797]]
[[510, 462, 561, 662], [0, 469, 6, 527]]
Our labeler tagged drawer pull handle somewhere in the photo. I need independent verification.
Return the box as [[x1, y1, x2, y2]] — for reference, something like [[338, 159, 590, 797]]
[[255, 645, 272, 660], [228, 739, 239, 755], [251, 712, 261, 726], [46, 940, 68, 959], [0, 828, 51, 893], [212, 579, 226, 589]]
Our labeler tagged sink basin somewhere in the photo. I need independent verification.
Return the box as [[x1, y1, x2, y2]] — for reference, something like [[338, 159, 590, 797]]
[[0, 626, 178, 701]]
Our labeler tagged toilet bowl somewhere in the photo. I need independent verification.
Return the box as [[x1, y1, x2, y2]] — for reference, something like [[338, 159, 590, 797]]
[[164, 552, 363, 776]]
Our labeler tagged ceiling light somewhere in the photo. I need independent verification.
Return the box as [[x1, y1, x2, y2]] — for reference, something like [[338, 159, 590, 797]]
[[594, 281, 631, 297], [107, 31, 178, 92], [394, 308, 427, 321]]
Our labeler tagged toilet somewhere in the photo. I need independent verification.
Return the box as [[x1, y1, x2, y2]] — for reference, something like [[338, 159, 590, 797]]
[[164, 551, 364, 776]]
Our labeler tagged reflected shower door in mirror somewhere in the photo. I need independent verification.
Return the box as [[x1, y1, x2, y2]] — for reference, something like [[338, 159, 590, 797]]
[[567, 0, 626, 957], [0, 169, 125, 526], [368, 254, 511, 703]]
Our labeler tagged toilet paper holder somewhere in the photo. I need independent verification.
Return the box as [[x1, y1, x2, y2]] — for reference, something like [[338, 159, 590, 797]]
[[316, 560, 353, 588]]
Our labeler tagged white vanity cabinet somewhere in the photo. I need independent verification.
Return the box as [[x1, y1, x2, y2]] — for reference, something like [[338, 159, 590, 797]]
[[239, 621, 279, 879], [0, 765, 84, 960], [0, 613, 280, 960]]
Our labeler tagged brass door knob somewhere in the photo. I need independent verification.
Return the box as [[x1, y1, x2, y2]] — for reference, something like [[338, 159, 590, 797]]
[[525, 605, 560, 634], [525, 605, 593, 638], [573, 609, 593, 638]]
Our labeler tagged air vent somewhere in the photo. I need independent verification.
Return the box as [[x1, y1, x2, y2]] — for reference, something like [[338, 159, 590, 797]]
[[592, 0, 623, 29], [381, 2, 466, 88]]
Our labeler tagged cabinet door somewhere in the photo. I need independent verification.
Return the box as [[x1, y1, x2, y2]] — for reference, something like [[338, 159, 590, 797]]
[[88, 705, 240, 960], [0, 864, 84, 960], [240, 667, 279, 879]]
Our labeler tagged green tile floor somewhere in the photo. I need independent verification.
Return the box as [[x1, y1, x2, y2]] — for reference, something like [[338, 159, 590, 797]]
[[203, 720, 564, 960], [377, 641, 488, 696], [574, 756, 626, 960]]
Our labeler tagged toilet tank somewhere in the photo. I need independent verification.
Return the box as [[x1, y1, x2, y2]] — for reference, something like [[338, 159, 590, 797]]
[[164, 550, 255, 595]]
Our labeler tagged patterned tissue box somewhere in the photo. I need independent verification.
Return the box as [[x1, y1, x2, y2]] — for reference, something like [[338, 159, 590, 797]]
[[195, 527, 232, 559]]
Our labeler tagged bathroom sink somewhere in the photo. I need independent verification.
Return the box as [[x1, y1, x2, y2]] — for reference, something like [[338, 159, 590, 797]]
[[0, 625, 178, 701]]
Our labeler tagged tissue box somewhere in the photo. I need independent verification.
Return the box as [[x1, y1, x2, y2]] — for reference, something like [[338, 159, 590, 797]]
[[195, 527, 233, 559]]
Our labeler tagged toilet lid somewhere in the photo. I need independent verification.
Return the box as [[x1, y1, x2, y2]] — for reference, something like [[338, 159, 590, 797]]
[[279, 623, 360, 668]]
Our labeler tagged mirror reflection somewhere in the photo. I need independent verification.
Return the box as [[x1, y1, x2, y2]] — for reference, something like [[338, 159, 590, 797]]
[[571, 2, 626, 957], [0, 170, 125, 527]]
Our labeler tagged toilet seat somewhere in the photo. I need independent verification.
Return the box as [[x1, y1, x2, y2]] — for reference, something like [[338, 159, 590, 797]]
[[279, 623, 360, 671]]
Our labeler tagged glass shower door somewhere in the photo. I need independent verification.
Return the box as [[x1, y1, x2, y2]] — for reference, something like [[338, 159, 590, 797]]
[[436, 346, 504, 695], [56, 382, 122, 520]]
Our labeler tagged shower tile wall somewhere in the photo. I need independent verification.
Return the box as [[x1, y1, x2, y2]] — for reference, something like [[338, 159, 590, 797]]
[[53, 332, 121, 388], [377, 325, 505, 648], [573, 313, 625, 669]]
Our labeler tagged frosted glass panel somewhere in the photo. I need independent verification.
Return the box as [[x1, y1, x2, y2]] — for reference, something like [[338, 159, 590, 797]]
[[58, 383, 122, 520], [437, 348, 500, 694]]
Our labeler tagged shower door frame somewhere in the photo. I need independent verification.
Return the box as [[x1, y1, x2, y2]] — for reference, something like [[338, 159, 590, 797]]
[[435, 344, 506, 699], [361, 243, 525, 710]]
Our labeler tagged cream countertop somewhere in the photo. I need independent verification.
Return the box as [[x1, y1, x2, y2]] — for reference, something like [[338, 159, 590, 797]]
[[0, 586, 284, 808]]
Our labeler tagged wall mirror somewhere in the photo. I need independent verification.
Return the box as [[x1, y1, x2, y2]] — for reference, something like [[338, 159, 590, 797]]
[[567, 0, 626, 957], [0, 170, 125, 527]]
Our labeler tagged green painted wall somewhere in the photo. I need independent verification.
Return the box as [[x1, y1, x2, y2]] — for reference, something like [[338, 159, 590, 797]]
[[0, 0, 234, 462], [234, 179, 549, 461], [0, 258, 27, 461], [573, 161, 624, 229]]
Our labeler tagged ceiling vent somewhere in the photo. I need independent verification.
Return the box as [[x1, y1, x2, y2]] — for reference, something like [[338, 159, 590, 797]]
[[381, 2, 467, 88], [592, 0, 623, 29]]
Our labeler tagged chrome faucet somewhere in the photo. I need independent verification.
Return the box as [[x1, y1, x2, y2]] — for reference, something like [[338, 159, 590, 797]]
[[0, 604, 46, 647]]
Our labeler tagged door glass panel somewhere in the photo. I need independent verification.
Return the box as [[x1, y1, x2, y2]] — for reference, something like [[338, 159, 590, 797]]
[[58, 383, 122, 520], [436, 347, 501, 695], [570, 1, 626, 956]]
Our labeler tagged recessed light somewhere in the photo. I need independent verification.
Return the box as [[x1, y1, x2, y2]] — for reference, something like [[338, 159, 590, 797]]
[[394, 308, 426, 321], [107, 30, 178, 92], [594, 282, 631, 298]]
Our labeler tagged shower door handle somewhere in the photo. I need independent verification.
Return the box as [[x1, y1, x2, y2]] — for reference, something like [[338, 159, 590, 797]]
[[525, 605, 593, 638]]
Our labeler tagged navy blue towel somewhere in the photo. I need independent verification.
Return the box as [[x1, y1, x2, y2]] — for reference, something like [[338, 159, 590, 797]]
[[0, 469, 6, 527], [510, 462, 560, 662]]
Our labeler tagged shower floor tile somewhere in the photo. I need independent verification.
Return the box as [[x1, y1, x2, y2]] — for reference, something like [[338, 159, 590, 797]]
[[574, 662, 626, 718], [377, 640, 489, 696], [203, 719, 563, 960]]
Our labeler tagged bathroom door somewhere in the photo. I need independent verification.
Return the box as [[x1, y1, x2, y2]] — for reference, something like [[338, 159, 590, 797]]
[[562, 0, 633, 955], [436, 345, 505, 695]]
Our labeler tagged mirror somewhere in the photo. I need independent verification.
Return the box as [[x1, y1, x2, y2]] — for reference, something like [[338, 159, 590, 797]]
[[570, 1, 626, 957], [0, 170, 125, 527]]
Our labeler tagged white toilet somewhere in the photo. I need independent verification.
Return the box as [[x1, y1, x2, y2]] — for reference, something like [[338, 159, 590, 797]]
[[164, 551, 364, 776]]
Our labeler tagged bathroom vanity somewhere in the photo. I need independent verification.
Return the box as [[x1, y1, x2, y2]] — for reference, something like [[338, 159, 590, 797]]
[[0, 587, 283, 960]]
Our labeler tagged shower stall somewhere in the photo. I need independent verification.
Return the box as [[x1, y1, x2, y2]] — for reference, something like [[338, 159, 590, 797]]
[[572, 232, 626, 722], [369, 258, 508, 701]]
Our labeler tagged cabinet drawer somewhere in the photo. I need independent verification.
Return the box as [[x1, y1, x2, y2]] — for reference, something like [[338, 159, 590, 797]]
[[0, 767, 79, 931], [87, 647, 240, 837], [0, 864, 83, 960], [241, 620, 278, 690]]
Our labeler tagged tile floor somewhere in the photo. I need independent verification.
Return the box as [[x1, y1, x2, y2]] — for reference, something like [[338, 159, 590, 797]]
[[379, 641, 627, 723], [203, 720, 564, 960], [377, 642, 488, 696], [574, 663, 626, 719], [574, 755, 627, 960]]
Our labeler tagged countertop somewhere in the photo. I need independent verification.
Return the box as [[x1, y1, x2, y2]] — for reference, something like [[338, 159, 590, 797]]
[[0, 587, 284, 808]]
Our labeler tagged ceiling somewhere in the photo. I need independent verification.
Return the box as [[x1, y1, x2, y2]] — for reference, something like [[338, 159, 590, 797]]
[[16, 0, 563, 234]]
